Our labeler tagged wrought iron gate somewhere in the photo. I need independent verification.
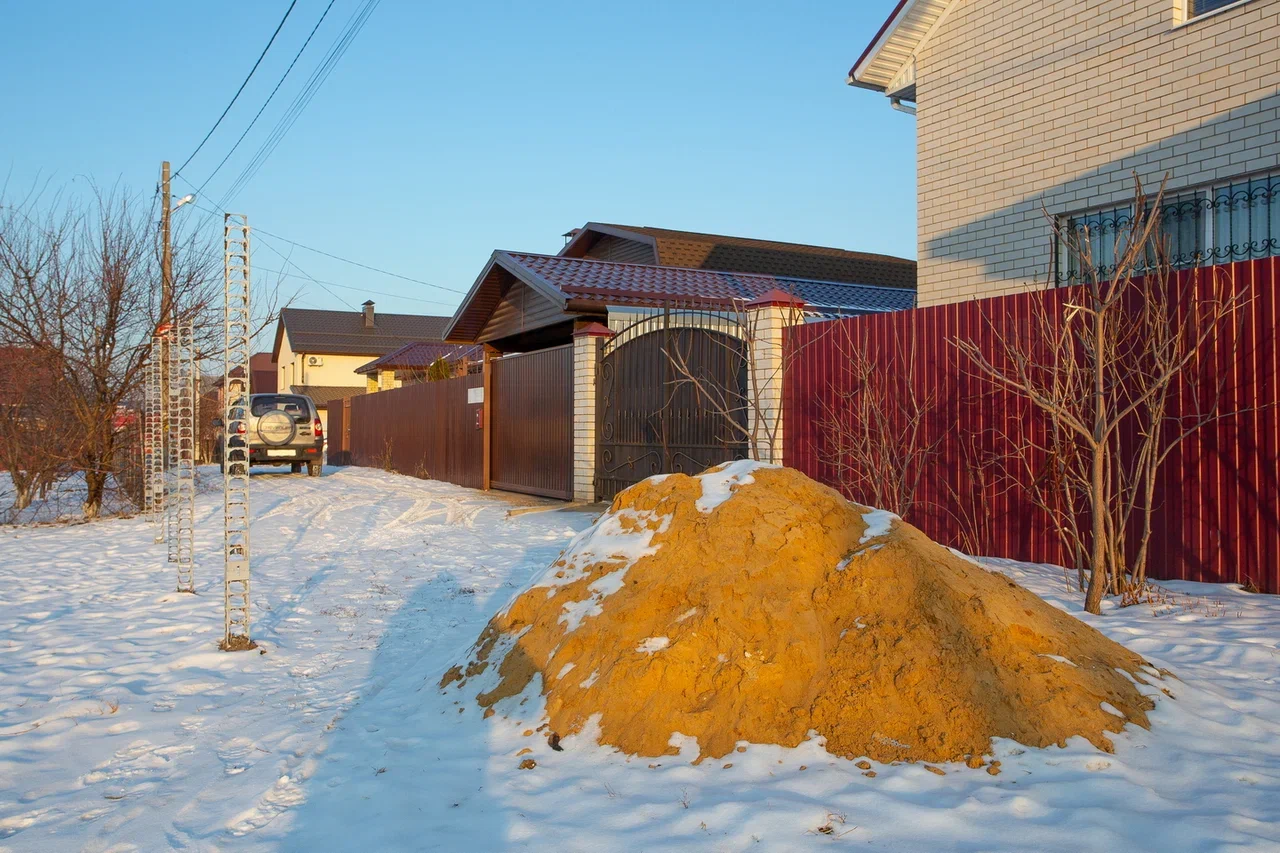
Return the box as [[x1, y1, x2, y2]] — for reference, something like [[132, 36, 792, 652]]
[[596, 314, 748, 501]]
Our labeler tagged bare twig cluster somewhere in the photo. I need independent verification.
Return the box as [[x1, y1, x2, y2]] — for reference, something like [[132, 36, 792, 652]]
[[954, 177, 1249, 613], [815, 321, 941, 520], [662, 298, 807, 464]]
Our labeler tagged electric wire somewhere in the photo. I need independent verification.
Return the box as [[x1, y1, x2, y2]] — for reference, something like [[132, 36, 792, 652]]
[[187, 199, 462, 296], [172, 0, 299, 180], [214, 0, 380, 209], [191, 0, 339, 197]]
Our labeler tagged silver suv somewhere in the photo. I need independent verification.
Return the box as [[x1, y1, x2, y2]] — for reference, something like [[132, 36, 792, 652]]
[[218, 393, 324, 476]]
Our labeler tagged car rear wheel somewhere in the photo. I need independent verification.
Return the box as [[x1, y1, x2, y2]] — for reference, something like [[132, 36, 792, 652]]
[[307, 462, 322, 477]]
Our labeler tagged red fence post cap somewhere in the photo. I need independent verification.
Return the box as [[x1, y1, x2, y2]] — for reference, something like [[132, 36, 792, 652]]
[[573, 322, 615, 338], [746, 289, 807, 309]]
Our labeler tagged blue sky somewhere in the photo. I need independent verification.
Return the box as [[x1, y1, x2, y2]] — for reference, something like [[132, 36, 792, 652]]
[[0, 1, 913, 319]]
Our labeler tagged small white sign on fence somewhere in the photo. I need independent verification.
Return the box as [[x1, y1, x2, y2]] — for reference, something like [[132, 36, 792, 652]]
[[468, 387, 484, 404]]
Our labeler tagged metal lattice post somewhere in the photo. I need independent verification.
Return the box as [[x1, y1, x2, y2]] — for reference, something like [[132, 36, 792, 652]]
[[171, 323, 197, 592], [165, 328, 179, 560], [222, 214, 253, 649], [145, 337, 166, 528]]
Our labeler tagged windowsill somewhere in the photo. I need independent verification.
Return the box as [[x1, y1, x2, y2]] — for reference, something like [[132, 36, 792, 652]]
[[1173, 0, 1255, 30]]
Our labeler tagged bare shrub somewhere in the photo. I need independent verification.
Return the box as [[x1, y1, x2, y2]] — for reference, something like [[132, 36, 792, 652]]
[[954, 177, 1250, 613]]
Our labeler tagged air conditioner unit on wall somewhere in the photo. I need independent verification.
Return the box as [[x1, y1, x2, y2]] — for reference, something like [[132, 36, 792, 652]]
[[307, 355, 324, 367]]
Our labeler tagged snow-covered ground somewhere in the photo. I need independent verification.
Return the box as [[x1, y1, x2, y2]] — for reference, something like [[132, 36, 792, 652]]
[[2, 467, 1280, 851]]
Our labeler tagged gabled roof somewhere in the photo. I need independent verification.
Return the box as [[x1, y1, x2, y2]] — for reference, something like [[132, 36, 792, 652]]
[[354, 341, 482, 376], [445, 251, 915, 342], [273, 307, 451, 359], [288, 384, 367, 409], [848, 0, 955, 98], [561, 222, 916, 290]]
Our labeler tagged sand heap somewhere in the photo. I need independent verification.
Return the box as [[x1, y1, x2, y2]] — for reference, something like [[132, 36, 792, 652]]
[[442, 462, 1162, 765]]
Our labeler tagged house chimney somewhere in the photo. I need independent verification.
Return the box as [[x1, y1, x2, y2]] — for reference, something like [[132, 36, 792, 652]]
[[362, 300, 375, 328]]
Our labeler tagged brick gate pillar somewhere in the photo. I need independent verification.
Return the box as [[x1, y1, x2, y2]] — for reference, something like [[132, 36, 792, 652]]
[[572, 322, 614, 503], [745, 290, 806, 466]]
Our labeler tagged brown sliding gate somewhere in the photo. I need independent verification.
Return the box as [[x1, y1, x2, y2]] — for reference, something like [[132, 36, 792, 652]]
[[596, 316, 748, 501], [489, 345, 574, 500]]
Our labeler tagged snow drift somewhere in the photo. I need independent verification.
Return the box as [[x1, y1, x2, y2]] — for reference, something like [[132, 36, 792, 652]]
[[441, 462, 1164, 765]]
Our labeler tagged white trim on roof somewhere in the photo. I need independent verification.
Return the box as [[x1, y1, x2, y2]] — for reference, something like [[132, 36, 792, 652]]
[[850, 0, 957, 99]]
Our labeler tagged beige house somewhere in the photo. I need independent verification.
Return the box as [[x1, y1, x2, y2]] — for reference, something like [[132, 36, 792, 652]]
[[850, 0, 1280, 307], [271, 301, 451, 431]]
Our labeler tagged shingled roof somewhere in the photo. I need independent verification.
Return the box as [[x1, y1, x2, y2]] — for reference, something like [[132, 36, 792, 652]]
[[273, 307, 451, 358], [560, 223, 916, 290], [445, 251, 915, 342], [354, 341, 482, 376]]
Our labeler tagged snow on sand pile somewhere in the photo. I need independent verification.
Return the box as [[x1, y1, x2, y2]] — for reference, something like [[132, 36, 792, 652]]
[[441, 461, 1164, 765]]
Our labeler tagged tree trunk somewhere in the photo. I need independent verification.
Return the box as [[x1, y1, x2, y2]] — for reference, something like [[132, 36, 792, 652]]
[[83, 468, 107, 519], [12, 478, 34, 511], [1083, 306, 1108, 616]]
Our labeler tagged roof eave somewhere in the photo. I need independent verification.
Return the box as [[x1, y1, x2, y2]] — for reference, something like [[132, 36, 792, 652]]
[[848, 0, 913, 86], [444, 251, 574, 344]]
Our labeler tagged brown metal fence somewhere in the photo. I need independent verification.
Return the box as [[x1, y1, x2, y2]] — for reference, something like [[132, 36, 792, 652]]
[[785, 258, 1280, 593], [347, 373, 484, 489], [490, 345, 574, 500]]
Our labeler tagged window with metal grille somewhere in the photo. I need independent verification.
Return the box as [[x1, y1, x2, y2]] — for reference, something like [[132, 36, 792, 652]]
[[1056, 171, 1280, 285], [1188, 0, 1247, 18]]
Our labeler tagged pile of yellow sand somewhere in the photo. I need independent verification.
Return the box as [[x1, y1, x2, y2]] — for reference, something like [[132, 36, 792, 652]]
[[441, 462, 1162, 765]]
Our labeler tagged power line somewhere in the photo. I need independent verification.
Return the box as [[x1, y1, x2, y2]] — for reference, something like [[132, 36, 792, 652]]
[[252, 224, 466, 294], [252, 231, 357, 310], [187, 199, 463, 296], [171, 0, 298, 179], [214, 0, 379, 208], [191, 0, 339, 196], [253, 265, 458, 308]]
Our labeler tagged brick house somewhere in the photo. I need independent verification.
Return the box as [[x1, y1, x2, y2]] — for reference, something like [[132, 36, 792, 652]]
[[849, 0, 1280, 306], [272, 301, 452, 432]]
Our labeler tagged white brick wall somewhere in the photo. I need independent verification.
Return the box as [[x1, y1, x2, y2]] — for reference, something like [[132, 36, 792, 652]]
[[913, 0, 1280, 306], [745, 304, 800, 465], [572, 331, 605, 502]]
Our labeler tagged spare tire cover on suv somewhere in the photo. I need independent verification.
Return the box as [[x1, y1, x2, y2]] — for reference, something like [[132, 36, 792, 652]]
[[257, 410, 297, 446]]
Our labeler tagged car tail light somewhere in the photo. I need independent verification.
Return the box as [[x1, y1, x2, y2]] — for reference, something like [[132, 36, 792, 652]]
[[314, 418, 323, 441]]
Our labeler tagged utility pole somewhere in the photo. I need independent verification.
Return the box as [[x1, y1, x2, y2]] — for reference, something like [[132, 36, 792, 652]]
[[160, 160, 173, 325]]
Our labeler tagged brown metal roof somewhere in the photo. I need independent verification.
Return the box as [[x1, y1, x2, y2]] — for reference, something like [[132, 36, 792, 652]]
[[444, 251, 915, 343], [354, 341, 482, 375], [273, 307, 452, 359], [560, 222, 916, 290]]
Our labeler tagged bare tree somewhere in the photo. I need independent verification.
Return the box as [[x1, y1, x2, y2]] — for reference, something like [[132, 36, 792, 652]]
[[0, 186, 218, 517], [814, 321, 941, 519], [954, 178, 1248, 613], [662, 298, 808, 464], [0, 345, 77, 515]]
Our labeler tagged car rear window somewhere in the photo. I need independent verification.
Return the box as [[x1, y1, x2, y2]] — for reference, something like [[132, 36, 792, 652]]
[[251, 395, 311, 419]]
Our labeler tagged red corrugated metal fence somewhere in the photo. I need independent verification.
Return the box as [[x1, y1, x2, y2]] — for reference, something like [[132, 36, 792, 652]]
[[785, 259, 1280, 592]]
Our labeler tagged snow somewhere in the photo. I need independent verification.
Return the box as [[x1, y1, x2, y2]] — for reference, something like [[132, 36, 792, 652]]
[[635, 636, 670, 654], [2, 469, 1280, 851], [859, 508, 899, 543], [694, 459, 779, 513]]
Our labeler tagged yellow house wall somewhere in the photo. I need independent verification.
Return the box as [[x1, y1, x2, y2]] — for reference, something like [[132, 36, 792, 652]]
[[276, 328, 377, 389]]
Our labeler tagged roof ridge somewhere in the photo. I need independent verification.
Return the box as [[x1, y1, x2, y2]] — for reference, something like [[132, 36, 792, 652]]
[[505, 251, 913, 294], [586, 222, 916, 265]]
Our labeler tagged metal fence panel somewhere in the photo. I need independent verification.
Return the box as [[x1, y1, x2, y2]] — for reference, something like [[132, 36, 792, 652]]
[[785, 259, 1280, 592], [491, 345, 574, 500]]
